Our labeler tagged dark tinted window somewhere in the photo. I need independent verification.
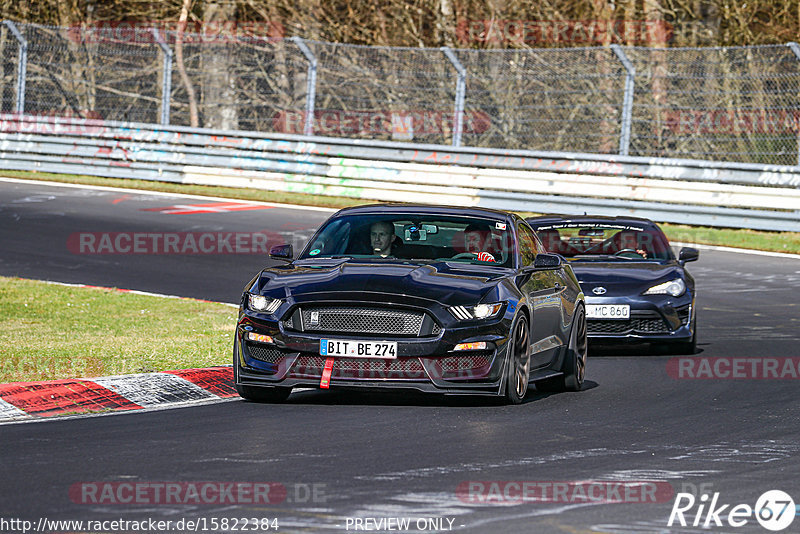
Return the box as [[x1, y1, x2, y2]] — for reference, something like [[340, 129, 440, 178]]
[[517, 223, 539, 266], [532, 222, 673, 261], [301, 214, 515, 266]]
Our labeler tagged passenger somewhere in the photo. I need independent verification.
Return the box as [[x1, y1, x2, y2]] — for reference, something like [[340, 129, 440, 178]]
[[464, 222, 497, 262]]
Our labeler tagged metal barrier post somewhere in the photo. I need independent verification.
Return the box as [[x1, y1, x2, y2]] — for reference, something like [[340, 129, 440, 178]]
[[152, 29, 173, 125], [441, 46, 466, 147], [291, 37, 317, 136], [3, 20, 27, 114], [611, 44, 635, 157], [787, 42, 800, 166]]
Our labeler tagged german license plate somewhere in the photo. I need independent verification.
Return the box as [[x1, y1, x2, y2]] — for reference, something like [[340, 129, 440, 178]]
[[586, 304, 630, 320], [320, 339, 397, 359]]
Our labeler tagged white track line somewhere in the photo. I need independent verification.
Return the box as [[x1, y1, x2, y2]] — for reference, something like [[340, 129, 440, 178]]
[[0, 397, 239, 427], [3, 175, 797, 260], [672, 242, 800, 260], [40, 280, 239, 307], [0, 176, 338, 213]]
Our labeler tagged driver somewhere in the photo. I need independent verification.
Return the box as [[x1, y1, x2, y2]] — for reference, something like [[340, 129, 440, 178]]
[[464, 222, 497, 262], [370, 221, 398, 257], [616, 231, 647, 258]]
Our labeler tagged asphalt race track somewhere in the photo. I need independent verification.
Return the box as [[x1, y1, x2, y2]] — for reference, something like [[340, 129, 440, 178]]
[[1, 178, 799, 534]]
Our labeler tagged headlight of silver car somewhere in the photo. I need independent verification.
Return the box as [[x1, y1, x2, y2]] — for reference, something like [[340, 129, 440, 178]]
[[448, 302, 503, 320], [643, 278, 686, 297], [248, 294, 282, 314]]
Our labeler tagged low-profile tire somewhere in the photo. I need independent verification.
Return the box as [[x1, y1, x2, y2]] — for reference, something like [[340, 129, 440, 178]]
[[233, 343, 292, 403], [671, 318, 697, 355], [503, 314, 531, 404], [563, 305, 587, 391], [536, 305, 587, 393]]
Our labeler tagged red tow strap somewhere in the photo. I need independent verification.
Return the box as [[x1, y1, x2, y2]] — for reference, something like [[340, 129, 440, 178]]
[[320, 357, 335, 389]]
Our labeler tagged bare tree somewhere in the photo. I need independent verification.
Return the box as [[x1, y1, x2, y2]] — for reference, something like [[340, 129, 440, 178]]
[[176, 0, 200, 127], [202, 0, 239, 130]]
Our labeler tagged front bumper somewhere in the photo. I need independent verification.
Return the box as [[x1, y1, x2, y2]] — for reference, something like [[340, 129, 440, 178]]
[[235, 305, 513, 395], [584, 294, 695, 343]]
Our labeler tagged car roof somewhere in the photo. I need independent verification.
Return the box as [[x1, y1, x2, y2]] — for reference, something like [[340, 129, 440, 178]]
[[526, 214, 658, 227], [334, 203, 516, 221]]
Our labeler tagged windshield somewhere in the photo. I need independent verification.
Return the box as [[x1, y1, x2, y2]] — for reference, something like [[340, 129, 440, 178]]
[[532, 222, 673, 261], [300, 213, 515, 267]]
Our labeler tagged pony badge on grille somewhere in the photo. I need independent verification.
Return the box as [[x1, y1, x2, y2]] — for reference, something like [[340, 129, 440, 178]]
[[309, 311, 320, 326]]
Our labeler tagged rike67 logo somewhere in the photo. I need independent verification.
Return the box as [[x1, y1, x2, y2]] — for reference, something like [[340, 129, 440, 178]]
[[668, 490, 795, 531]]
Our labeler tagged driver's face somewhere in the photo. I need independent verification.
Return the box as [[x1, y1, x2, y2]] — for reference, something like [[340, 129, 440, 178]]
[[371, 223, 394, 255], [465, 231, 487, 252]]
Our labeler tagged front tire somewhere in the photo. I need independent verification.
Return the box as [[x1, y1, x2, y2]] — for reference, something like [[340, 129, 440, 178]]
[[671, 317, 697, 355], [503, 315, 531, 404], [563, 305, 587, 391], [233, 342, 292, 403]]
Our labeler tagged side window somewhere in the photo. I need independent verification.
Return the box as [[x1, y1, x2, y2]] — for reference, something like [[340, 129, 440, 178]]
[[517, 223, 539, 266]]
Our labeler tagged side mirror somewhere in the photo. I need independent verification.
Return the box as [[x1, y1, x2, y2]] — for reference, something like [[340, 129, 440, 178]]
[[533, 253, 562, 269], [269, 244, 293, 261], [678, 247, 699, 264]]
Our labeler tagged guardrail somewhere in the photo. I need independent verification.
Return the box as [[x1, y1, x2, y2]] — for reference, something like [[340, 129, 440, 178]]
[[1, 114, 799, 232]]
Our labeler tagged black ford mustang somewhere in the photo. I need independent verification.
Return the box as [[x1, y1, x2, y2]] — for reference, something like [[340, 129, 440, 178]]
[[527, 215, 698, 353], [234, 205, 587, 403]]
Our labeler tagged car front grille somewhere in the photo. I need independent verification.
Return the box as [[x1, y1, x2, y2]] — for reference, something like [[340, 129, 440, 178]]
[[438, 354, 490, 371], [246, 343, 285, 364], [435, 354, 492, 379], [288, 355, 427, 380], [588, 318, 671, 335], [294, 306, 429, 336]]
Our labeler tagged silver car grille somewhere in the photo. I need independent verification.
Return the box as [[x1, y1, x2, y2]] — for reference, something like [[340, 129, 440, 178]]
[[298, 306, 426, 336]]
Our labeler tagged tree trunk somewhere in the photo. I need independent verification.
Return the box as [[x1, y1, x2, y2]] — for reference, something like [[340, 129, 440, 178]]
[[176, 0, 199, 127], [437, 0, 456, 47], [592, 0, 617, 154], [202, 0, 238, 130], [644, 0, 668, 157]]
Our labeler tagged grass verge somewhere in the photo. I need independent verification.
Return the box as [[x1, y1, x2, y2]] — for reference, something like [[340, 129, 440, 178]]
[[3, 170, 800, 254], [0, 276, 237, 383]]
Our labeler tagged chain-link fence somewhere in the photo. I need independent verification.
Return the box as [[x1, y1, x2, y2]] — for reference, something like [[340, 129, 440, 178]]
[[3, 21, 800, 165]]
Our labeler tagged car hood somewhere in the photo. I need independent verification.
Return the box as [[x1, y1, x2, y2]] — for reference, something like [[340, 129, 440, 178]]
[[254, 259, 511, 307], [569, 261, 684, 296]]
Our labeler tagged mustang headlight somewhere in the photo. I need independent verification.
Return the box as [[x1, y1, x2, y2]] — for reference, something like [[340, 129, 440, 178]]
[[449, 302, 503, 321], [248, 294, 282, 314], [643, 278, 686, 297]]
